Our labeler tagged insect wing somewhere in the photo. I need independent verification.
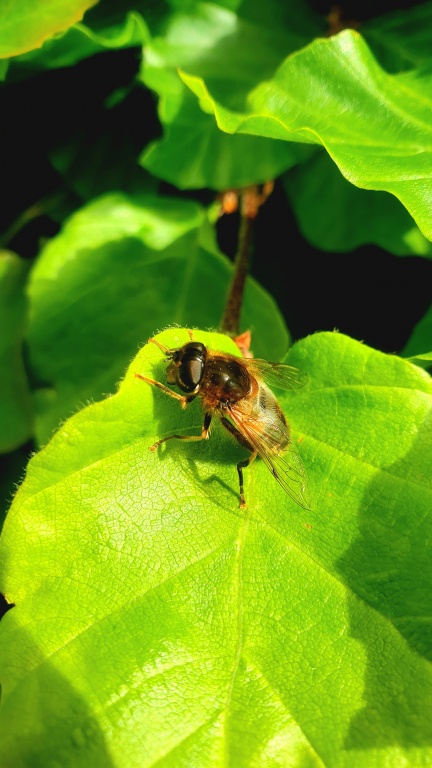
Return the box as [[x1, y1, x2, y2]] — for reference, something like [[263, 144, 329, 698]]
[[263, 445, 311, 510], [245, 358, 307, 390], [228, 392, 311, 510]]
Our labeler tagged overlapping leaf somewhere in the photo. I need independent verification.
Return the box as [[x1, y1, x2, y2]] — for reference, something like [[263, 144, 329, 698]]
[[1, 329, 432, 766], [4, 9, 149, 79], [403, 304, 432, 361], [139, 0, 323, 189], [363, 1, 432, 72], [284, 151, 432, 257], [0, 252, 32, 453], [0, 0, 98, 58], [181, 29, 432, 240], [49, 100, 157, 202], [26, 194, 289, 445]]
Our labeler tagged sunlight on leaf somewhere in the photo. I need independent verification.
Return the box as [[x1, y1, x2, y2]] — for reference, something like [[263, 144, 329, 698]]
[[6, 10, 149, 74], [26, 195, 288, 445], [181, 29, 432, 241], [0, 0, 99, 58], [1, 329, 432, 766], [139, 0, 322, 189]]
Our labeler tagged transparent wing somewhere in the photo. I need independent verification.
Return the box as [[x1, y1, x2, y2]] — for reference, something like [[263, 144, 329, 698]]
[[227, 394, 311, 510], [244, 358, 307, 390]]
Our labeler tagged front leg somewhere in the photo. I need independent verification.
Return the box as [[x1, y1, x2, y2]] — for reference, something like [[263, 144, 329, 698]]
[[150, 412, 212, 452], [134, 373, 191, 409]]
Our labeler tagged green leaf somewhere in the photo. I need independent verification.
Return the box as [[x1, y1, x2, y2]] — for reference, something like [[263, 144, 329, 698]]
[[6, 9, 149, 76], [139, 0, 322, 189], [49, 109, 157, 202], [0, 58, 9, 80], [0, 252, 33, 453], [402, 304, 432, 361], [0, 0, 99, 58], [284, 150, 432, 257], [408, 352, 432, 362], [141, 88, 306, 191], [363, 2, 432, 73], [26, 194, 288, 445], [406, 352, 432, 371], [181, 29, 432, 240], [1, 329, 432, 766]]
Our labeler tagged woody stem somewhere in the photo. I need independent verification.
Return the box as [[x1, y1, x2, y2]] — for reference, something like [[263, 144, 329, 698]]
[[220, 205, 254, 337]]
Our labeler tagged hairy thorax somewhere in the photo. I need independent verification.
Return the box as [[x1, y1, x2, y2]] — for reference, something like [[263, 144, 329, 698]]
[[199, 356, 257, 409]]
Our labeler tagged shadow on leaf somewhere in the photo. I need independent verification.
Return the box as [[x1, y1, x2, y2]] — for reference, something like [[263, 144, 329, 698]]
[[337, 406, 432, 750]]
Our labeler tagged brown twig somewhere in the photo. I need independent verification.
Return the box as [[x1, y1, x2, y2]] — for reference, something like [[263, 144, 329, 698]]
[[219, 182, 273, 341], [220, 207, 254, 337], [327, 5, 360, 35]]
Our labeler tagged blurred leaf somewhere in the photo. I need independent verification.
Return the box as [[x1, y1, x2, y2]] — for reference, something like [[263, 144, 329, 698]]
[[26, 194, 289, 445], [49, 103, 157, 202], [363, 2, 432, 73], [0, 0, 99, 58], [408, 352, 432, 362], [140, 0, 323, 189], [181, 29, 432, 241], [1, 329, 432, 766], [144, 0, 322, 110], [0, 59, 9, 80], [7, 11, 148, 76], [0, 252, 33, 453], [406, 352, 432, 371], [284, 150, 432, 257], [402, 304, 432, 361]]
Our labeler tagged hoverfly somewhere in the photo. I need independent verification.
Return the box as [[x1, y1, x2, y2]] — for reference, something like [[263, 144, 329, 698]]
[[135, 335, 310, 510]]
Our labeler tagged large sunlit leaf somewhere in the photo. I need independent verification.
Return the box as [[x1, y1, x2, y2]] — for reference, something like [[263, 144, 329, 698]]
[[181, 29, 432, 241], [0, 252, 33, 453], [26, 194, 288, 445], [139, 0, 323, 189], [1, 329, 432, 766], [284, 151, 432, 257], [0, 0, 99, 58]]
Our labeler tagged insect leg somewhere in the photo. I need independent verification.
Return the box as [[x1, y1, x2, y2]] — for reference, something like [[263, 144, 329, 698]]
[[237, 452, 257, 508], [134, 373, 189, 409], [220, 417, 256, 508], [149, 412, 212, 452], [147, 337, 172, 353]]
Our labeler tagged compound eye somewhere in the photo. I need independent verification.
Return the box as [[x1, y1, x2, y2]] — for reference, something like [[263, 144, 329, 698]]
[[177, 343, 206, 392], [184, 342, 206, 358], [165, 341, 207, 393], [187, 358, 203, 386], [179, 356, 204, 392]]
